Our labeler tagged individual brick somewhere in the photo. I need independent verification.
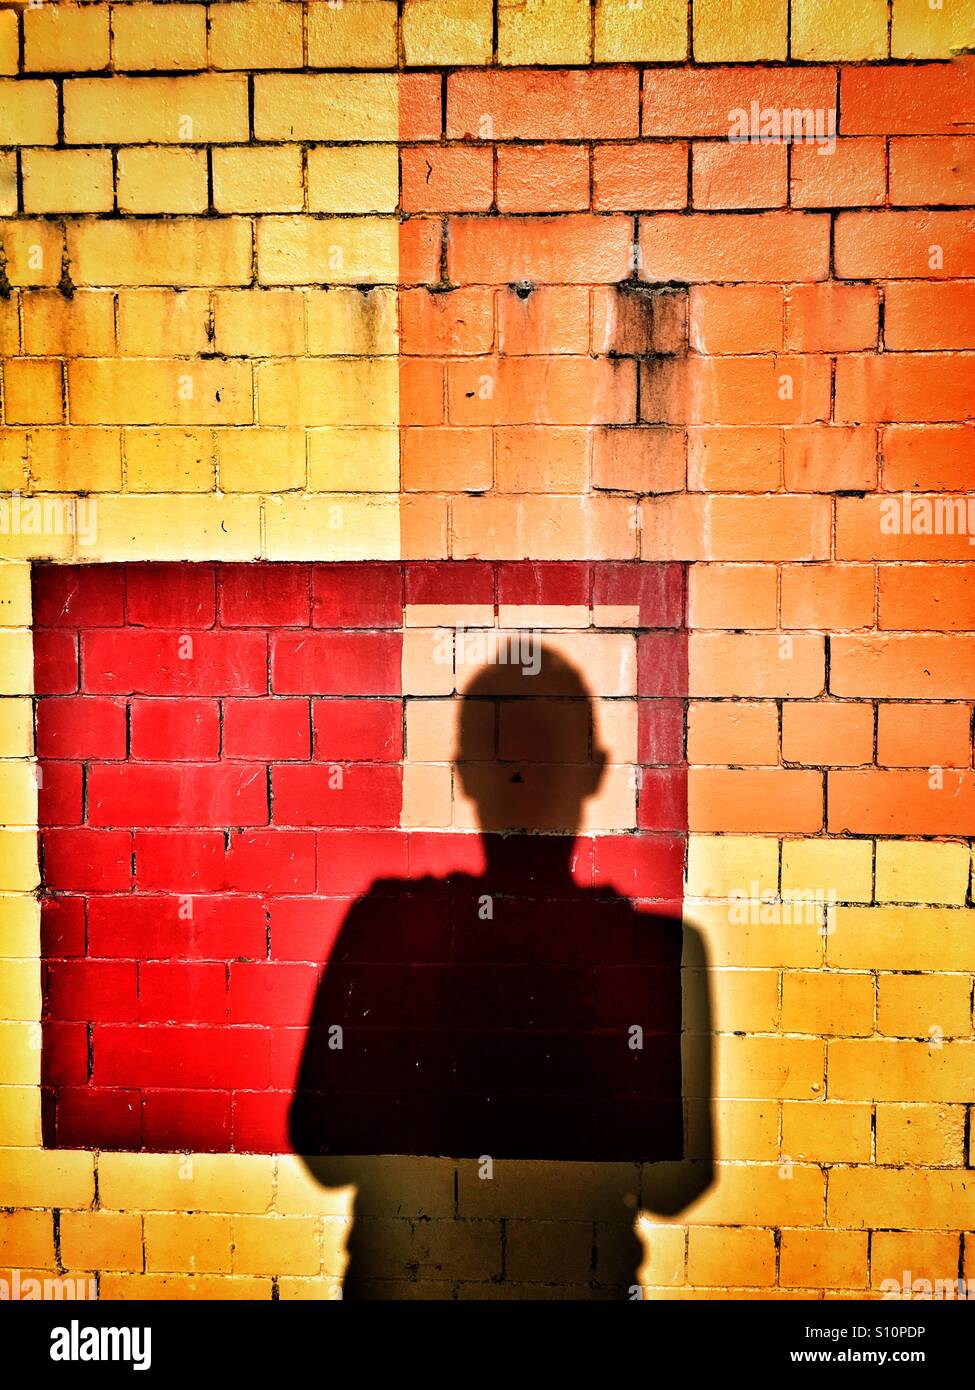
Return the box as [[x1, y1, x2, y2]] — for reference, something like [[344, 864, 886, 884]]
[[496, 144, 589, 213], [0, 81, 58, 144], [595, 0, 687, 60], [24, 5, 110, 71], [22, 150, 113, 214], [209, 2, 304, 69], [64, 75, 248, 144], [310, 146, 399, 214], [497, 0, 591, 65], [254, 73, 399, 141], [790, 138, 886, 208], [402, 0, 493, 65], [592, 143, 687, 211], [694, 0, 788, 60], [306, 0, 398, 68], [112, 3, 207, 69], [116, 149, 208, 215], [791, 0, 889, 59], [447, 68, 639, 140], [892, 0, 975, 58], [638, 212, 830, 282]]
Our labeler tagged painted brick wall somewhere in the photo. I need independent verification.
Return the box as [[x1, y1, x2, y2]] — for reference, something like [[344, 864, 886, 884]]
[[1, 0, 974, 1299]]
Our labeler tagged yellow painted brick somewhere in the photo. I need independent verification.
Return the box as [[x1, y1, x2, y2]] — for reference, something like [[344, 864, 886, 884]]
[[687, 1097, 779, 1161], [595, 0, 688, 60], [0, 1020, 37, 1083], [0, 896, 39, 956], [306, 287, 397, 356], [781, 838, 872, 904], [403, 0, 493, 64], [0, 431, 28, 490], [212, 146, 303, 214], [791, 0, 889, 59], [718, 1034, 824, 1100], [274, 1155, 358, 1218], [688, 1225, 776, 1286], [209, 1, 304, 69], [694, 0, 788, 60], [878, 972, 971, 1039], [0, 11, 16, 75], [117, 290, 210, 358], [829, 907, 975, 971], [25, 4, 109, 71], [213, 289, 305, 357], [254, 73, 399, 142], [780, 970, 875, 1036], [685, 834, 779, 897], [0, 1147, 93, 1206], [82, 496, 261, 562], [634, 1221, 685, 1287], [876, 1102, 966, 1165], [0, 762, 36, 828], [22, 150, 113, 215], [689, 901, 824, 968], [23, 292, 115, 357], [0, 1086, 41, 1146], [307, 0, 398, 68], [112, 2, 207, 70], [0, 831, 38, 894], [233, 1216, 322, 1275], [64, 75, 248, 144], [216, 428, 307, 492], [875, 839, 969, 906], [781, 1100, 873, 1162], [29, 428, 122, 492], [0, 154, 15, 216], [144, 1213, 233, 1273], [0, 699, 31, 756], [831, 1168, 975, 1230], [0, 637, 35, 698], [0, 956, 39, 1023], [308, 146, 399, 215], [258, 359, 397, 427], [701, 967, 779, 1032], [0, 222, 62, 287], [99, 1153, 273, 1214], [60, 1212, 143, 1273], [67, 219, 251, 288], [278, 1276, 343, 1299], [0, 569, 31, 627], [893, 0, 975, 57], [872, 1230, 961, 1287], [257, 216, 397, 286], [264, 495, 399, 561], [0, 82, 57, 145], [0, 1211, 55, 1267], [117, 148, 208, 215], [0, 515, 72, 563], [780, 1228, 868, 1290], [662, 1162, 823, 1228], [498, 0, 591, 64], [4, 359, 63, 425], [69, 360, 252, 427], [102, 1273, 271, 1299], [829, 1038, 975, 1102], [124, 429, 216, 493], [0, 301, 16, 358], [307, 427, 399, 491]]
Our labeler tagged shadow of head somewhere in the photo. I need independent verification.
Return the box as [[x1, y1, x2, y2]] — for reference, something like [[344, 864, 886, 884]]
[[455, 643, 607, 836]]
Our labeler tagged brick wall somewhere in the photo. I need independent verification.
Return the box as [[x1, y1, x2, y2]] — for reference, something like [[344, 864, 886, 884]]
[[1, 0, 974, 1299]]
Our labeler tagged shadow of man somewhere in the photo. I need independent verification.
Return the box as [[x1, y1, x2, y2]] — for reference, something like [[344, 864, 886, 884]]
[[290, 644, 713, 1299]]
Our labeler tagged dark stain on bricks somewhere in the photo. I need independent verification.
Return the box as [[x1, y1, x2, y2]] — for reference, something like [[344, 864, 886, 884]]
[[607, 282, 688, 360]]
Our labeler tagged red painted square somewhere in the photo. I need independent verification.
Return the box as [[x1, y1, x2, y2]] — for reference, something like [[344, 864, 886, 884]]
[[35, 561, 687, 1158]]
